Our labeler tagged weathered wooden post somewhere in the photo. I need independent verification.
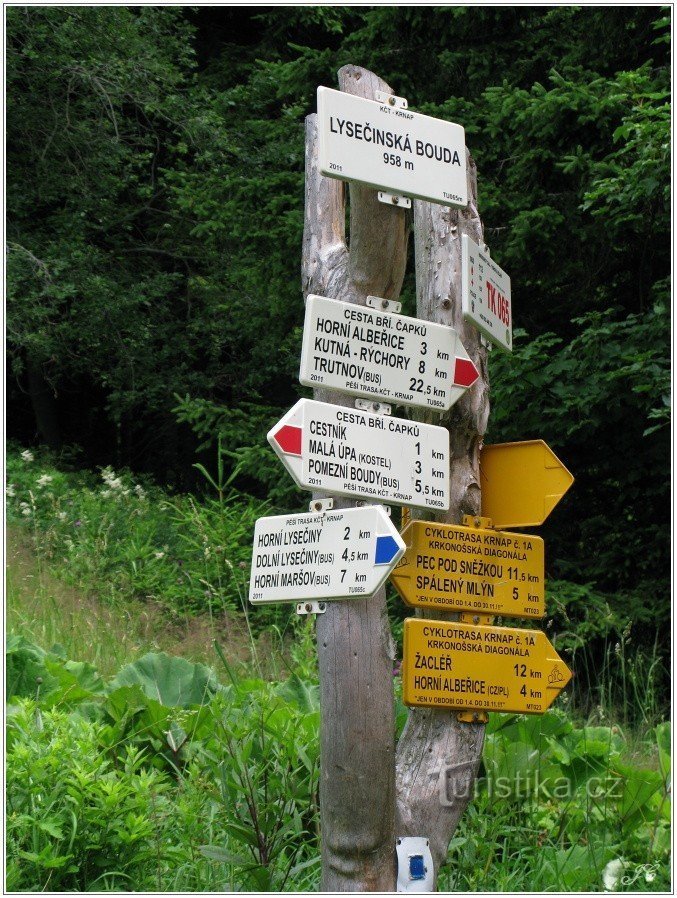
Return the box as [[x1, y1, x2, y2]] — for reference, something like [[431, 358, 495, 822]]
[[302, 66, 489, 890], [395, 158, 490, 883], [302, 65, 409, 891]]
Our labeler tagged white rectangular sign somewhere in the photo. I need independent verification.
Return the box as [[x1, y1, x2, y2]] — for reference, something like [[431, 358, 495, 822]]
[[299, 295, 479, 411], [317, 86, 467, 207], [249, 505, 405, 604], [268, 398, 450, 510], [461, 235, 512, 352]]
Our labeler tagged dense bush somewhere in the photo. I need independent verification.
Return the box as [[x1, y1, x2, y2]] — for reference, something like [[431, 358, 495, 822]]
[[6, 635, 670, 892], [443, 712, 670, 892], [6, 640, 321, 892]]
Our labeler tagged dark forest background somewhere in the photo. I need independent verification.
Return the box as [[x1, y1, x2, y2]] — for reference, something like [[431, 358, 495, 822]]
[[6, 6, 671, 687]]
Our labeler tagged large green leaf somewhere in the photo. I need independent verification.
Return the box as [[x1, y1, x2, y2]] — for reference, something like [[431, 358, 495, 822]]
[[6, 636, 106, 709], [486, 710, 573, 745], [614, 761, 663, 826], [199, 845, 250, 866], [42, 658, 106, 709], [539, 844, 616, 891], [275, 673, 319, 713], [6, 635, 54, 702], [483, 739, 539, 782], [104, 684, 154, 723], [108, 652, 220, 707]]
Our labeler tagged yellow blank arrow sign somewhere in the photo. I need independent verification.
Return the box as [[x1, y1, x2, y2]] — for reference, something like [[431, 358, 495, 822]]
[[480, 440, 574, 529]]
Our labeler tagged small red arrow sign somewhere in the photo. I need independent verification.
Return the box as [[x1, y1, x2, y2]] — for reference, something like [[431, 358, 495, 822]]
[[272, 425, 302, 456], [453, 356, 479, 388]]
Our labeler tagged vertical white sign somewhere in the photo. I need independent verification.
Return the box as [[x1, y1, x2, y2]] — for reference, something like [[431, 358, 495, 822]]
[[461, 234, 512, 353]]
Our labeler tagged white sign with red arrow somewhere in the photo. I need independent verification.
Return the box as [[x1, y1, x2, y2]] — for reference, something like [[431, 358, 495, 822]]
[[461, 234, 512, 353], [249, 505, 405, 604], [268, 399, 450, 510], [299, 294, 479, 411]]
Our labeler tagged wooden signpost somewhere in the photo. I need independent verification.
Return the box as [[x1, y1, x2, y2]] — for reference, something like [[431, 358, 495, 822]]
[[246, 64, 573, 892]]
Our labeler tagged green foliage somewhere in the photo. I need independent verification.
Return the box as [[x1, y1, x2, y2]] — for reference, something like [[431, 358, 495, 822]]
[[198, 674, 321, 889], [487, 300, 669, 681], [440, 710, 670, 892], [6, 637, 321, 892], [110, 652, 221, 707], [7, 635, 106, 711], [5, 445, 276, 625], [7, 635, 54, 702], [173, 395, 301, 506], [7, 633, 670, 892], [6, 7, 210, 434], [6, 702, 176, 891], [545, 579, 668, 726]]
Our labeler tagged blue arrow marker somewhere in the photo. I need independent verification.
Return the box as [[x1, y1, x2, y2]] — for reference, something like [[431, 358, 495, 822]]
[[375, 535, 400, 565]]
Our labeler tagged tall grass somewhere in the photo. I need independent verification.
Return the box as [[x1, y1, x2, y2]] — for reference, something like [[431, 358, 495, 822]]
[[7, 531, 288, 678], [5, 445, 300, 676], [5, 444, 279, 621]]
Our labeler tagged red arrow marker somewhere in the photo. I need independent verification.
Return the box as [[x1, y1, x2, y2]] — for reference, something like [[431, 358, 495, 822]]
[[271, 424, 302, 456], [453, 356, 479, 388]]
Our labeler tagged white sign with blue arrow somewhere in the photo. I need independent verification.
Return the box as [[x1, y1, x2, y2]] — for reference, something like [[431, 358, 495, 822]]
[[249, 505, 405, 604]]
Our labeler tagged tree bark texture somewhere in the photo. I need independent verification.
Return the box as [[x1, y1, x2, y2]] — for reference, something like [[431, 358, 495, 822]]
[[394, 152, 490, 884], [302, 65, 409, 892], [302, 66, 490, 891]]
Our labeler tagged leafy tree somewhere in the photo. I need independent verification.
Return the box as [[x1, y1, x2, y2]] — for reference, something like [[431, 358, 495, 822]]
[[7, 7, 227, 475], [6, 7, 671, 645]]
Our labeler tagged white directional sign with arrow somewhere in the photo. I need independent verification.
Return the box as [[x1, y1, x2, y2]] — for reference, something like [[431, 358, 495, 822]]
[[299, 294, 479, 411], [249, 505, 405, 604], [317, 87, 467, 207], [268, 398, 450, 510]]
